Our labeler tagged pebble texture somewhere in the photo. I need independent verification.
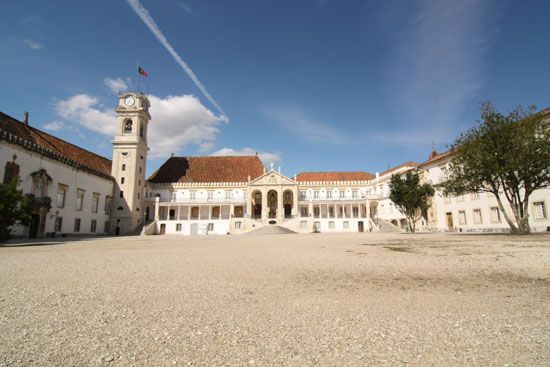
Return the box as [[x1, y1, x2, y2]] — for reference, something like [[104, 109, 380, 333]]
[[0, 233, 549, 366]]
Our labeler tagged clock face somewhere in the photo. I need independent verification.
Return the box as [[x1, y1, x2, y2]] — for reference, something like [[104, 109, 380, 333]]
[[124, 96, 135, 107]]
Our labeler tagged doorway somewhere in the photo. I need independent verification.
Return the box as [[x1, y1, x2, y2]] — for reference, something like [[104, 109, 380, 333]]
[[445, 212, 453, 230], [160, 223, 166, 235], [29, 214, 40, 238], [358, 221, 364, 233]]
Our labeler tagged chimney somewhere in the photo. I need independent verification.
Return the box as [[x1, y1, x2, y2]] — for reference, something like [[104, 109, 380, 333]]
[[23, 111, 29, 126]]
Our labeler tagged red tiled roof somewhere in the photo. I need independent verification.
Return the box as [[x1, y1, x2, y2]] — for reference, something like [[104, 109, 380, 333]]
[[295, 171, 374, 182], [379, 161, 418, 176], [148, 156, 265, 183], [418, 149, 454, 168], [0, 111, 112, 178]]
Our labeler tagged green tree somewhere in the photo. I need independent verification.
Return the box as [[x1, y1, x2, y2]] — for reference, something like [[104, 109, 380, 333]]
[[440, 102, 550, 235], [0, 177, 33, 242], [389, 171, 435, 233]]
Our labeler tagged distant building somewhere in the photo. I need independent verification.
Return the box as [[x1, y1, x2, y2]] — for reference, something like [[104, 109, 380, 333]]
[[1, 93, 548, 238]]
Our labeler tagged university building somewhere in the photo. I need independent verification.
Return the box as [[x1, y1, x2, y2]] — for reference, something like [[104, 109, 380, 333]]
[[1, 92, 548, 238]]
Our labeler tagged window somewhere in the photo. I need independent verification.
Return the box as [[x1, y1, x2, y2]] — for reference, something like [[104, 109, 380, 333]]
[[74, 218, 81, 232], [121, 164, 126, 171], [90, 220, 97, 232], [138, 180, 141, 186], [92, 193, 99, 213], [121, 177, 125, 184], [490, 207, 501, 223], [207, 191, 214, 200], [176, 223, 182, 232], [104, 221, 110, 233], [328, 206, 334, 218], [314, 191, 319, 199], [343, 221, 349, 229], [329, 221, 335, 229], [105, 196, 112, 213], [57, 184, 67, 208], [119, 191, 124, 198], [458, 210, 467, 225], [470, 192, 480, 200], [31, 169, 51, 197], [76, 189, 84, 211], [352, 206, 359, 217], [299, 191, 307, 200], [225, 191, 232, 199], [123, 118, 132, 133], [313, 207, 320, 218], [234, 221, 242, 230], [139, 167, 142, 174], [54, 217, 63, 232], [190, 191, 196, 200], [327, 191, 332, 199], [207, 223, 214, 231], [300, 207, 308, 217], [169, 209, 175, 220], [352, 190, 358, 198], [339, 190, 345, 199], [139, 123, 144, 137], [473, 209, 483, 224], [533, 201, 547, 219]]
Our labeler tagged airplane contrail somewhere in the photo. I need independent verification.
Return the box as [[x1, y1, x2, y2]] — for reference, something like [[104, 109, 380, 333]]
[[126, 0, 228, 120]]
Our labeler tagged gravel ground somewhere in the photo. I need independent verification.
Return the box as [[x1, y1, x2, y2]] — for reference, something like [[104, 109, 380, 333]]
[[1, 233, 549, 366]]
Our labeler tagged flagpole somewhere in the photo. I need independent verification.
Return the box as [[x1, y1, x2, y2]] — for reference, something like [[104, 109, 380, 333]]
[[136, 62, 140, 93]]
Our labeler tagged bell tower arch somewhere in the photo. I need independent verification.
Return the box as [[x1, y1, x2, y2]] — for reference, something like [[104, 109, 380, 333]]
[[110, 92, 151, 234]]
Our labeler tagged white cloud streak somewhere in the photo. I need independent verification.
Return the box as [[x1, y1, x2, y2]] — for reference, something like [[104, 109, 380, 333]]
[[263, 106, 351, 145], [126, 0, 227, 119], [104, 78, 129, 93], [23, 39, 43, 50], [53, 93, 226, 158], [383, 0, 502, 137], [211, 147, 282, 166]]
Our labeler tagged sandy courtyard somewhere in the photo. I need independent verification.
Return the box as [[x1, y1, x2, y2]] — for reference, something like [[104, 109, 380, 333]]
[[1, 233, 549, 366]]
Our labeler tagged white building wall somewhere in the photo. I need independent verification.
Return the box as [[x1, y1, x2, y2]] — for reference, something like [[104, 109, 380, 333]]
[[1, 142, 114, 237]]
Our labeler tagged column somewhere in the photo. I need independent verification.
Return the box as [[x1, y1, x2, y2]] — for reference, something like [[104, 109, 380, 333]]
[[262, 189, 268, 220], [154, 197, 160, 220], [277, 190, 283, 220], [308, 202, 313, 218]]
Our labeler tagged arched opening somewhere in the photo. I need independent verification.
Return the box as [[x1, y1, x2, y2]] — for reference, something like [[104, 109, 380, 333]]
[[283, 190, 293, 218], [400, 218, 408, 230], [391, 219, 398, 226], [369, 201, 378, 224], [267, 190, 278, 218], [252, 190, 262, 219], [123, 118, 133, 134]]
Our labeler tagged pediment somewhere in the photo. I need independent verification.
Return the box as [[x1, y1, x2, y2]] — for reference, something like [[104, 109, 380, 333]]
[[249, 170, 296, 186]]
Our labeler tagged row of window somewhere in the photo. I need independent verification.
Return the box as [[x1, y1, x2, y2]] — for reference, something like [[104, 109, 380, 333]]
[[299, 190, 361, 199], [54, 217, 109, 233], [452, 201, 547, 226], [56, 184, 112, 214]]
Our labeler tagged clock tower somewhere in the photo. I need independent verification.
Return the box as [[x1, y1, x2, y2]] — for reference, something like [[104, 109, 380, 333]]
[[110, 92, 151, 235]]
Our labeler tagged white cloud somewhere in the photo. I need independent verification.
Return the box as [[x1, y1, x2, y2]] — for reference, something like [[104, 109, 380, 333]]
[[147, 94, 227, 157], [104, 78, 129, 93], [263, 106, 351, 145], [43, 121, 64, 132], [211, 147, 282, 166], [53, 93, 226, 158], [22, 39, 43, 50], [54, 94, 117, 136]]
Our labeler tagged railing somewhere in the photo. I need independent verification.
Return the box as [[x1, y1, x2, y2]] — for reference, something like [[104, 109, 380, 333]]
[[298, 194, 378, 202], [157, 197, 247, 204]]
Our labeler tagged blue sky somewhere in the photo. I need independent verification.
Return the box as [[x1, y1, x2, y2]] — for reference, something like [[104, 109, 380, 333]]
[[1, 0, 549, 177]]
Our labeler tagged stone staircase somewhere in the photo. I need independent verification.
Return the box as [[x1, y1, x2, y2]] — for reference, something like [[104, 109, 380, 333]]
[[246, 225, 297, 235], [376, 219, 402, 232]]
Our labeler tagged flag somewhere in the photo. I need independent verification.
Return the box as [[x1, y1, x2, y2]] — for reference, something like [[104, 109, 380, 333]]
[[138, 66, 148, 77]]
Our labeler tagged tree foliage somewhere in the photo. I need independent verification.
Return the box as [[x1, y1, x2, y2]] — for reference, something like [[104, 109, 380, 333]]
[[0, 177, 33, 241], [389, 171, 435, 233], [440, 102, 550, 234]]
